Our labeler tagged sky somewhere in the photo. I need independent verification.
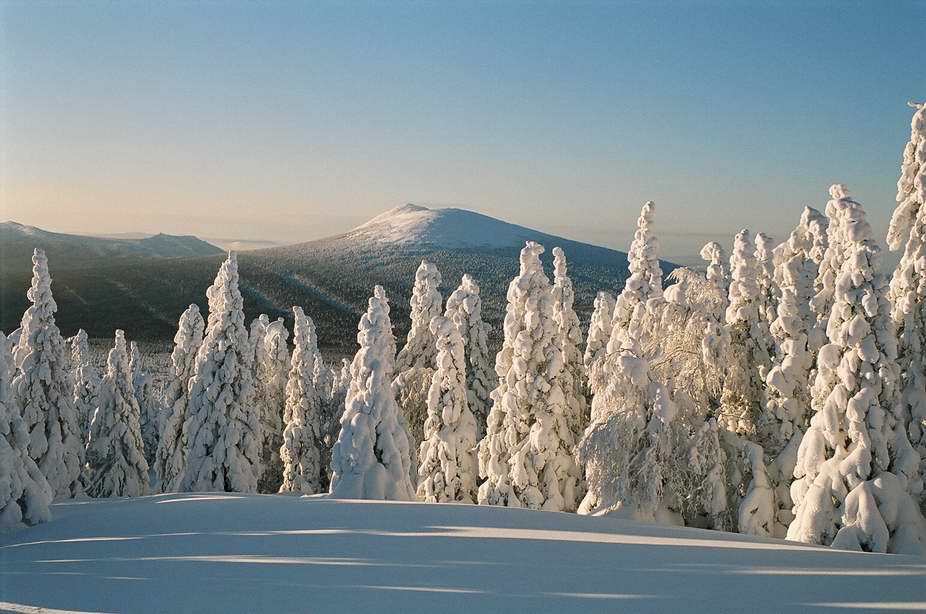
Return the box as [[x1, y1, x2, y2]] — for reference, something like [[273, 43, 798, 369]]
[[1, 0, 923, 263]]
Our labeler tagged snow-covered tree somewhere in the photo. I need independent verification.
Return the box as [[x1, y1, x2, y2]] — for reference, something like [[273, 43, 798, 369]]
[[760, 208, 826, 535], [85, 330, 150, 498], [11, 249, 84, 498], [887, 101, 926, 504], [394, 261, 443, 453], [810, 185, 854, 354], [417, 315, 478, 503], [129, 341, 159, 466], [551, 247, 589, 448], [584, 291, 615, 396], [699, 241, 730, 369], [0, 331, 53, 527], [755, 232, 778, 337], [329, 286, 415, 500], [155, 304, 204, 493], [279, 306, 325, 494], [179, 253, 262, 493], [257, 319, 289, 493], [69, 329, 99, 441], [443, 274, 495, 438], [719, 229, 773, 437], [478, 242, 580, 511], [788, 187, 926, 555]]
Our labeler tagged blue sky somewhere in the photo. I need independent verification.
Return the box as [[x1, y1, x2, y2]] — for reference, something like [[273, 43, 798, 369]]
[[2, 1, 922, 261]]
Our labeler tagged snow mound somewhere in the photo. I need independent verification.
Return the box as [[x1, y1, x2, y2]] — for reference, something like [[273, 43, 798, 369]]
[[1, 494, 923, 613], [348, 204, 567, 249]]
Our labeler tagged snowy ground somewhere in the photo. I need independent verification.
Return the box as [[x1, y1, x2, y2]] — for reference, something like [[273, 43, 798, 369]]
[[1, 495, 924, 613]]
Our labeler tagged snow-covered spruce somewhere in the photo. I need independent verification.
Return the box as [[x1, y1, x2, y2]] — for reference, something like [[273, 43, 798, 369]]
[[719, 229, 773, 438], [318, 357, 351, 488], [551, 248, 589, 450], [887, 101, 926, 503], [179, 253, 262, 493], [155, 304, 204, 493], [788, 187, 926, 554], [755, 232, 778, 340], [85, 330, 150, 498], [129, 341, 160, 467], [69, 329, 100, 442], [443, 274, 495, 439], [584, 291, 615, 396], [329, 286, 415, 500], [12, 249, 84, 498], [279, 307, 325, 494], [0, 331, 53, 527], [478, 242, 580, 511], [417, 315, 478, 503], [257, 318, 289, 493], [810, 185, 854, 355]]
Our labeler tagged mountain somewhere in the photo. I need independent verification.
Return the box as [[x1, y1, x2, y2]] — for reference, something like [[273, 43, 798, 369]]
[[0, 206, 675, 355], [0, 221, 223, 273]]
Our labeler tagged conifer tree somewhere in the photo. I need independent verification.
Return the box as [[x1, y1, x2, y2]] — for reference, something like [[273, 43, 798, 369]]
[[584, 291, 615, 396], [179, 253, 262, 493], [551, 247, 589, 448], [69, 329, 99, 441], [12, 249, 84, 498], [85, 330, 150, 498], [257, 319, 289, 493], [417, 315, 478, 503], [129, 341, 159, 466], [330, 286, 415, 500]]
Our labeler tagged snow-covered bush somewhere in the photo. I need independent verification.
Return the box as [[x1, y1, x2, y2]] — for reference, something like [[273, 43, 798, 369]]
[[788, 187, 926, 554], [584, 291, 615, 395], [12, 249, 84, 498], [417, 315, 478, 503], [69, 329, 99, 442], [257, 318, 289, 493], [329, 286, 415, 500], [551, 247, 588, 445], [279, 307, 324, 494], [394, 260, 443, 454], [443, 274, 495, 438], [179, 253, 262, 493], [478, 242, 580, 511], [129, 341, 159, 466], [155, 304, 204, 492], [85, 330, 150, 498], [886, 101, 926, 503], [0, 331, 53, 526]]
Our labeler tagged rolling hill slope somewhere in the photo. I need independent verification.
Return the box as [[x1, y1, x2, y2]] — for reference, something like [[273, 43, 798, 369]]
[[0, 206, 675, 355]]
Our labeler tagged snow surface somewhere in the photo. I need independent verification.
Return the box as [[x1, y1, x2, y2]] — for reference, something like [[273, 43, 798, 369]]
[[0, 494, 924, 613]]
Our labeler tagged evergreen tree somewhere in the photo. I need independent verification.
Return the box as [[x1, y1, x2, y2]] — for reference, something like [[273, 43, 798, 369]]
[[443, 274, 495, 439], [788, 187, 926, 554], [279, 307, 325, 494], [155, 304, 204, 492], [478, 242, 580, 511], [69, 329, 99, 442], [551, 247, 588, 452], [257, 318, 289, 493], [0, 331, 53, 526], [179, 253, 262, 493], [85, 330, 149, 498], [417, 315, 478, 503], [129, 341, 159, 467], [12, 249, 84, 498], [584, 291, 615, 396], [329, 286, 415, 500]]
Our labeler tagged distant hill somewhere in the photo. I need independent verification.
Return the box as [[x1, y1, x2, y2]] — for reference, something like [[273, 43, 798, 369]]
[[0, 206, 676, 355], [0, 221, 223, 273]]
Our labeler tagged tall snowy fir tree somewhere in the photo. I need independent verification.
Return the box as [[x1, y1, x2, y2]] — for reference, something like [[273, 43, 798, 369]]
[[761, 208, 826, 535], [85, 330, 150, 498], [179, 253, 262, 493], [698, 241, 730, 369], [443, 274, 495, 439], [279, 307, 325, 494], [69, 329, 99, 441], [11, 249, 84, 499], [810, 184, 854, 354], [0, 331, 53, 527], [329, 286, 415, 500], [417, 315, 478, 503], [788, 187, 926, 555], [155, 304, 205, 492], [755, 232, 778, 338], [887, 101, 926, 504], [129, 341, 159, 466], [584, 291, 615, 396], [393, 260, 443, 454], [478, 242, 580, 511], [551, 247, 588, 449], [257, 318, 289, 493]]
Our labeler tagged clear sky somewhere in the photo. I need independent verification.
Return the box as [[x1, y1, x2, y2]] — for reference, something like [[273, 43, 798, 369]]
[[1, 0, 922, 262]]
